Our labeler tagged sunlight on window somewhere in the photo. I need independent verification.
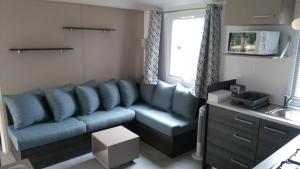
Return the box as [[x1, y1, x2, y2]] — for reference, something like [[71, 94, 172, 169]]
[[169, 18, 205, 81], [289, 33, 300, 108]]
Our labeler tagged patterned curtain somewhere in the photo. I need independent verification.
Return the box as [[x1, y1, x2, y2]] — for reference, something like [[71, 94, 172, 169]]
[[143, 11, 162, 84], [194, 4, 221, 98]]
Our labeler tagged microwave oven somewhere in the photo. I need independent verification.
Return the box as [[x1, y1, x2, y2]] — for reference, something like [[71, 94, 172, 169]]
[[227, 31, 280, 55]]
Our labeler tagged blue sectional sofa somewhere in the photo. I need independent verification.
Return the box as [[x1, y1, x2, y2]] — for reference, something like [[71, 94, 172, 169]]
[[4, 80, 202, 168]]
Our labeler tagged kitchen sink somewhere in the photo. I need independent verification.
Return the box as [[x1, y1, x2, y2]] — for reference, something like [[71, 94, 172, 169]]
[[265, 106, 300, 123]]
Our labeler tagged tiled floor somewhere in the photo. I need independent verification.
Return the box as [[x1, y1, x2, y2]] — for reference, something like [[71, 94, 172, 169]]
[[44, 142, 202, 169]]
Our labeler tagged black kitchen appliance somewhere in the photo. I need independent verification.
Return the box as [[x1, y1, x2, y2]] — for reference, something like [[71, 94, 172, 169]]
[[231, 91, 270, 109], [230, 84, 246, 95]]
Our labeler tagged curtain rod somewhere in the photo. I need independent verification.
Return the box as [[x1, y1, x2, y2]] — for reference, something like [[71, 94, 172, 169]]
[[159, 5, 223, 14]]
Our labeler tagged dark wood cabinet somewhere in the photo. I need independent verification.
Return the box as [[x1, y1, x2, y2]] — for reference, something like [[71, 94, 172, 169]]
[[209, 106, 259, 135], [206, 142, 254, 169], [207, 120, 257, 160], [206, 106, 259, 169], [255, 120, 299, 164], [205, 105, 300, 169]]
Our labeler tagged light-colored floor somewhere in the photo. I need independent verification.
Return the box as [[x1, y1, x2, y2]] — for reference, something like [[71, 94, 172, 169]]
[[44, 142, 202, 169]]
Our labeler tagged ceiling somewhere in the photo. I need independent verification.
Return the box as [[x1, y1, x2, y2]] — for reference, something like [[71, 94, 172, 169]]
[[47, 0, 216, 11]]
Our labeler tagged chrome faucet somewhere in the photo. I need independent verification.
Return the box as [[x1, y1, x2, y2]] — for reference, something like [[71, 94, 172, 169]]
[[284, 95, 300, 107]]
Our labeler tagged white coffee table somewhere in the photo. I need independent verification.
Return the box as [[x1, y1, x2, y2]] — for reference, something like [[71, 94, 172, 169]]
[[92, 126, 139, 169]]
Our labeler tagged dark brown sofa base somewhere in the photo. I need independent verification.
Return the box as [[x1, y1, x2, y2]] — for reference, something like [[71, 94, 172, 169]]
[[10, 121, 197, 168], [11, 134, 91, 169], [134, 121, 197, 158]]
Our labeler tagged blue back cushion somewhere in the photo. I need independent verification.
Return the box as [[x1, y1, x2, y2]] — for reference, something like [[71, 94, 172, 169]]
[[118, 80, 139, 107], [151, 80, 176, 112], [4, 90, 49, 129], [98, 80, 121, 110], [45, 85, 78, 121], [81, 80, 98, 88], [139, 83, 156, 104], [172, 85, 200, 119], [76, 85, 100, 114]]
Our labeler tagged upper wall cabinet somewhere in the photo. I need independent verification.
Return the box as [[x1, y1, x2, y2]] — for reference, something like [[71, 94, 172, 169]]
[[225, 0, 295, 25]]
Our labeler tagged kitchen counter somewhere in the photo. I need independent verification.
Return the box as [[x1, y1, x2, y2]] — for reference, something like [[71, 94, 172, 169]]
[[207, 100, 300, 129], [253, 134, 300, 169]]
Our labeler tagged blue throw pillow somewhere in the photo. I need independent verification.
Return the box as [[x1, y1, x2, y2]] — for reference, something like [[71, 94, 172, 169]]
[[118, 80, 139, 107], [4, 90, 49, 129], [61, 84, 79, 110], [151, 80, 176, 112], [172, 85, 200, 119], [55, 83, 75, 92], [45, 85, 78, 121], [98, 80, 121, 110], [81, 80, 98, 88], [139, 83, 156, 104], [76, 86, 100, 114]]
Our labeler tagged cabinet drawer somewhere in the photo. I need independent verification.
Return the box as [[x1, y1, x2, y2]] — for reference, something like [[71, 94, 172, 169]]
[[206, 142, 254, 169], [225, 0, 295, 25], [255, 120, 300, 164], [207, 119, 257, 160], [225, 0, 256, 25], [209, 106, 259, 135], [253, 0, 281, 24]]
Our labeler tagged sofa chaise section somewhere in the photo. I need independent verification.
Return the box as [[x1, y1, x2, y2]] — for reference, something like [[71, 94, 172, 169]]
[[129, 103, 198, 157], [130, 103, 197, 137]]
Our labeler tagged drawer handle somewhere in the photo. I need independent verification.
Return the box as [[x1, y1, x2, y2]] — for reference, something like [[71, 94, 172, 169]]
[[230, 158, 249, 168], [264, 126, 287, 135], [254, 14, 275, 18], [233, 134, 252, 143], [234, 117, 255, 125]]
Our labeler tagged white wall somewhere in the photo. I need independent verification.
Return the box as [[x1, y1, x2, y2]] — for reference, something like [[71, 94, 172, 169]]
[[0, 0, 144, 95], [219, 1, 300, 104]]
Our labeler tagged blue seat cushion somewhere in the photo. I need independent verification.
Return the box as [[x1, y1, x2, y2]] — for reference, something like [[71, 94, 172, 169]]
[[8, 118, 86, 151], [139, 83, 156, 104], [172, 84, 200, 119], [98, 80, 121, 110], [76, 86, 100, 114], [151, 80, 176, 112], [4, 90, 49, 129], [129, 103, 197, 136], [76, 107, 135, 133], [118, 80, 139, 107]]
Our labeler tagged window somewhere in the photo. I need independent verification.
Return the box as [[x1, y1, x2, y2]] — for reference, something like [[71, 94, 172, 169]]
[[289, 33, 300, 107], [164, 10, 205, 87]]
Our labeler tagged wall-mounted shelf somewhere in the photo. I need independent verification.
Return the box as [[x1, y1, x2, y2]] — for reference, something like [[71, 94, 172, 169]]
[[63, 27, 116, 32], [9, 48, 74, 54], [272, 36, 291, 60], [224, 53, 282, 59]]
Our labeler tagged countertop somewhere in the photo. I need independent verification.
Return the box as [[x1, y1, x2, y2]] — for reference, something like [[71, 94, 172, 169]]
[[253, 134, 300, 169], [207, 100, 300, 129]]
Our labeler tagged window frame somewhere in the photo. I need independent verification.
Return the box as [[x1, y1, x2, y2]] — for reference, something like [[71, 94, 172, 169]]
[[289, 32, 300, 108], [163, 9, 205, 88]]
